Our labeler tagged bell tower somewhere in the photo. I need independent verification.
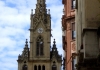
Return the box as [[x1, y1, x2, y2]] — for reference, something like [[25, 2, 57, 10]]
[[29, 0, 51, 60], [17, 0, 62, 70]]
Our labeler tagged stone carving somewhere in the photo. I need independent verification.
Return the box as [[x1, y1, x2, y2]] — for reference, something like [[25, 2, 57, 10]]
[[72, 42, 75, 51]]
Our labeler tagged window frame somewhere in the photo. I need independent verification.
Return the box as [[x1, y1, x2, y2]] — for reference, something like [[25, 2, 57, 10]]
[[22, 64, 28, 70], [36, 36, 44, 56], [71, 22, 76, 39], [42, 65, 45, 70], [71, 0, 76, 9], [34, 65, 37, 70]]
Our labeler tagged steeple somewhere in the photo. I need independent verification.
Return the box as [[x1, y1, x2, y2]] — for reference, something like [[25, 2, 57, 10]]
[[17, 0, 62, 70], [35, 0, 47, 14], [37, 0, 45, 5], [30, 0, 51, 30], [52, 39, 57, 53], [50, 39, 62, 61]]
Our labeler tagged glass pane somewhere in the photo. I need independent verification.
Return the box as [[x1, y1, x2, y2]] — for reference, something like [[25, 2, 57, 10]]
[[36, 42, 39, 55], [40, 42, 43, 55], [34, 65, 37, 70], [23, 65, 28, 70], [72, 31, 76, 39], [72, 0, 76, 9], [52, 65, 57, 70], [42, 65, 45, 70], [38, 65, 41, 70]]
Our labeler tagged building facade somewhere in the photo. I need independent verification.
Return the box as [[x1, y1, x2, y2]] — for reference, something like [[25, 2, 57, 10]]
[[76, 0, 100, 70], [62, 0, 76, 70], [17, 0, 62, 70]]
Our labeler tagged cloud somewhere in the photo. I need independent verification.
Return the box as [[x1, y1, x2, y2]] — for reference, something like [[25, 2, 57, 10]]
[[0, 0, 63, 70]]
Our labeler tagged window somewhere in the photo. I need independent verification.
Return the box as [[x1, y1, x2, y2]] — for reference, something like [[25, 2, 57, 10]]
[[71, 0, 75, 9], [34, 65, 37, 70], [38, 65, 41, 70], [72, 58, 76, 70], [22, 65, 28, 70], [52, 61, 57, 70], [52, 65, 57, 70], [72, 23, 76, 39], [42, 65, 45, 70], [36, 41, 39, 55], [36, 36, 44, 56]]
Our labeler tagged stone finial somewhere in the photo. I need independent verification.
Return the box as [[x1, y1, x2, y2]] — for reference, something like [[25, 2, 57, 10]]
[[48, 9, 50, 14], [53, 39, 56, 45], [26, 39, 28, 44], [18, 54, 22, 59], [25, 39, 28, 48], [31, 9, 33, 14], [52, 39, 56, 49]]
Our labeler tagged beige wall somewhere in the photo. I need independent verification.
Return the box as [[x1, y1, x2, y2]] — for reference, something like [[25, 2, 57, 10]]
[[76, 0, 100, 59]]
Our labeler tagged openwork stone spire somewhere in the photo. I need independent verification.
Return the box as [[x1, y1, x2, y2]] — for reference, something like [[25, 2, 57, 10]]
[[37, 0, 45, 4], [35, 0, 47, 14], [30, 0, 51, 30]]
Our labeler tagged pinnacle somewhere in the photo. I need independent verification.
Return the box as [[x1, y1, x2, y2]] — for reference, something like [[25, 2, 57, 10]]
[[53, 39, 56, 45], [53, 39, 57, 49], [25, 39, 28, 48]]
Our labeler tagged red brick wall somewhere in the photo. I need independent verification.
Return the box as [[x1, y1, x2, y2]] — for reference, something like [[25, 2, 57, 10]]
[[62, 0, 75, 70]]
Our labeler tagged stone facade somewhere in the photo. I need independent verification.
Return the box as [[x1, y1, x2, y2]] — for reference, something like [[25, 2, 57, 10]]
[[62, 0, 76, 70], [75, 0, 100, 70], [17, 0, 62, 70]]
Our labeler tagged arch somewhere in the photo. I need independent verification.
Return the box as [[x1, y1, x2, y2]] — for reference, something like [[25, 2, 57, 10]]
[[38, 65, 41, 70], [22, 64, 28, 70], [34, 65, 37, 70], [42, 65, 45, 70], [36, 35, 44, 56], [52, 61, 57, 70], [52, 65, 57, 70]]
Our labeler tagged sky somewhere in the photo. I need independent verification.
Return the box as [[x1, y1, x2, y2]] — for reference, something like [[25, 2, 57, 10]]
[[0, 0, 63, 70]]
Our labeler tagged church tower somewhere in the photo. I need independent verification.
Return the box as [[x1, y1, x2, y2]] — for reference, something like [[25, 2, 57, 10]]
[[17, 0, 62, 70]]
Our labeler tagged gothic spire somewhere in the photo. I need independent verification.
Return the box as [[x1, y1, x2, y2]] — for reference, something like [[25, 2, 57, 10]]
[[53, 39, 57, 49], [35, 0, 47, 14], [25, 39, 28, 48], [37, 0, 45, 4]]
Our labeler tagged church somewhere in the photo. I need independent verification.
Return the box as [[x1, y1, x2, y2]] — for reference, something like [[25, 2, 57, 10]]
[[17, 0, 62, 70]]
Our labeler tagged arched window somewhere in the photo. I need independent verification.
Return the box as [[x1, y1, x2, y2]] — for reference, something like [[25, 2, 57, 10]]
[[34, 65, 37, 70], [38, 65, 41, 70], [52, 65, 57, 70], [22, 65, 28, 70], [36, 36, 44, 56], [42, 65, 45, 70], [52, 61, 57, 70], [36, 40, 39, 55]]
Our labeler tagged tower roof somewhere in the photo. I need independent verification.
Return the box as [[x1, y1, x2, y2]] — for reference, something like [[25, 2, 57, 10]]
[[50, 39, 62, 61], [35, 0, 47, 14]]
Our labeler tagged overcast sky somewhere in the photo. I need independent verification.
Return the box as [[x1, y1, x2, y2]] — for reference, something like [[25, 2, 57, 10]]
[[0, 0, 63, 70]]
